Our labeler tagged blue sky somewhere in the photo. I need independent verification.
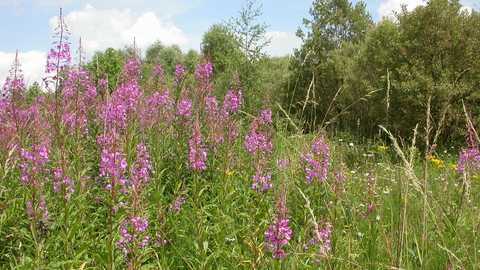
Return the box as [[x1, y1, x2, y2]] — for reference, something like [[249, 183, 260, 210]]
[[0, 0, 476, 88]]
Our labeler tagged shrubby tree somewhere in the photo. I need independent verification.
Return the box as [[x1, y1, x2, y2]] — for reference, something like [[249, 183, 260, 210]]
[[142, 41, 183, 81], [201, 24, 243, 96], [226, 0, 271, 63], [225, 0, 272, 113], [390, 0, 480, 142], [351, 19, 401, 135], [285, 0, 373, 132], [256, 56, 291, 110], [86, 47, 126, 94], [26, 82, 41, 103], [284, 0, 480, 143], [356, 0, 480, 142], [184, 49, 200, 75], [202, 24, 242, 76]]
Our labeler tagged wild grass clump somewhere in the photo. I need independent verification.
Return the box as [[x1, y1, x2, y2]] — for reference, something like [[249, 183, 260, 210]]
[[1, 10, 479, 270]]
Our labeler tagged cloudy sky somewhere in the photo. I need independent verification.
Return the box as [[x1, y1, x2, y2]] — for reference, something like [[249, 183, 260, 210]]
[[0, 0, 475, 88]]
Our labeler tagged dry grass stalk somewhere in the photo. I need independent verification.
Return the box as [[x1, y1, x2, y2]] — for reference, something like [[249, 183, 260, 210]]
[[276, 102, 301, 134], [379, 124, 422, 192]]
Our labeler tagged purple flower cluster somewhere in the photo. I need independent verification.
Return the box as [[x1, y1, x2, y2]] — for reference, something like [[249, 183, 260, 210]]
[[66, 66, 97, 100], [276, 158, 290, 170], [141, 90, 173, 128], [300, 134, 330, 183], [153, 65, 164, 76], [119, 58, 142, 86], [265, 217, 292, 259], [252, 171, 272, 191], [98, 146, 128, 184], [104, 83, 141, 130], [176, 99, 193, 120], [222, 72, 243, 118], [26, 195, 49, 221], [130, 144, 154, 186], [204, 97, 219, 122], [259, 110, 272, 123], [96, 134, 128, 193], [221, 89, 242, 120], [53, 168, 75, 200], [204, 73, 243, 151], [361, 172, 381, 219], [244, 110, 273, 156], [244, 110, 274, 192], [2, 51, 26, 100], [458, 148, 480, 175], [60, 67, 95, 136], [244, 131, 273, 157], [44, 8, 71, 90], [116, 217, 150, 255], [303, 225, 332, 262], [45, 43, 71, 74], [173, 64, 185, 87], [20, 144, 49, 186], [62, 68, 91, 98], [20, 143, 50, 221], [99, 55, 143, 132], [114, 144, 154, 263], [62, 112, 89, 135], [265, 187, 292, 259], [187, 121, 208, 171], [195, 62, 213, 79], [202, 96, 226, 150], [168, 196, 186, 214]]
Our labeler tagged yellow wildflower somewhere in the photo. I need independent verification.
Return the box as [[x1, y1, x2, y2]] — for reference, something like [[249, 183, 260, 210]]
[[426, 155, 444, 166], [223, 170, 235, 176]]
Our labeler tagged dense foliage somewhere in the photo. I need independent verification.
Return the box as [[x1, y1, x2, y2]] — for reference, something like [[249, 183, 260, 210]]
[[285, 0, 480, 144]]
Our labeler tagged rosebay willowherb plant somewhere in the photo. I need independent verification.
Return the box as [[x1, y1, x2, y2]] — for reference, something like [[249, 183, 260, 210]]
[[1, 51, 28, 152], [187, 117, 208, 171], [115, 143, 154, 269], [244, 109, 274, 192], [44, 8, 71, 94], [300, 133, 330, 183], [265, 187, 292, 259]]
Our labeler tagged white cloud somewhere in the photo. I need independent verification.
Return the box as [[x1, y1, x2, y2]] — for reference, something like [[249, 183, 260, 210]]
[[266, 31, 293, 41], [0, 0, 27, 15], [461, 6, 473, 15], [0, 51, 47, 89], [265, 32, 301, 56], [89, 0, 201, 17], [377, 0, 426, 19], [38, 0, 74, 6], [50, 4, 188, 59]]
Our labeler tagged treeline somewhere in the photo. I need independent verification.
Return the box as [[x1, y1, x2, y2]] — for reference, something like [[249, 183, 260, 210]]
[[81, 0, 284, 117], [285, 0, 480, 145], [51, 0, 479, 145]]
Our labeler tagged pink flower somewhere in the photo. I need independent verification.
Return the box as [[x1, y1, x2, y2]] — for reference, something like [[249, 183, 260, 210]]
[[187, 121, 208, 171], [173, 64, 185, 87], [265, 217, 292, 259], [300, 134, 330, 183], [194, 62, 213, 79]]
